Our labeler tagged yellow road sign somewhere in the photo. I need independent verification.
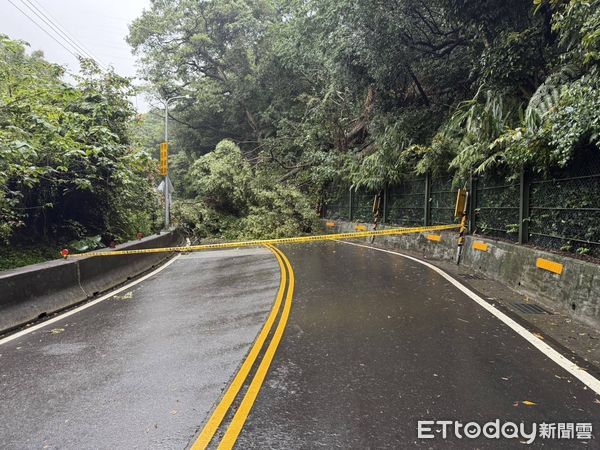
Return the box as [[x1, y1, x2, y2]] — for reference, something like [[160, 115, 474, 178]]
[[160, 142, 168, 176], [455, 189, 467, 218]]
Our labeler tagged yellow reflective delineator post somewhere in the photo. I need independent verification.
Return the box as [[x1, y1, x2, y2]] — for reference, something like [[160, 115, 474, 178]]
[[454, 189, 469, 265], [69, 224, 461, 258], [160, 142, 168, 176]]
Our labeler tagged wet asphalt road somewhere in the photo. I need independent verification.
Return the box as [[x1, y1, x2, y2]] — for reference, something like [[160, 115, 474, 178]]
[[0, 249, 279, 450], [235, 242, 600, 449], [1, 241, 599, 449]]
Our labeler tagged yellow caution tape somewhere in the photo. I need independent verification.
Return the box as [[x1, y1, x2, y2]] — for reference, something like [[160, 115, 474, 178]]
[[72, 224, 460, 258]]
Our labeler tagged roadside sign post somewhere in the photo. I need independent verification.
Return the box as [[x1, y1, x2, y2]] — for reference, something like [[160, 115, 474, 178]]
[[161, 95, 190, 230], [454, 189, 469, 265]]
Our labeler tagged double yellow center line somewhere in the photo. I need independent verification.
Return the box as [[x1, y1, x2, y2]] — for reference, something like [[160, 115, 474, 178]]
[[191, 244, 295, 449]]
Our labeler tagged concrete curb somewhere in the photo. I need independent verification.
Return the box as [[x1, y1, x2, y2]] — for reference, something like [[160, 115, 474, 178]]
[[0, 231, 180, 333], [327, 220, 600, 328]]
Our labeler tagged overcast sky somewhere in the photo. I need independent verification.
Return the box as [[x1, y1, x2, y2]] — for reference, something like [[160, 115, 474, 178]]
[[1, 0, 152, 111]]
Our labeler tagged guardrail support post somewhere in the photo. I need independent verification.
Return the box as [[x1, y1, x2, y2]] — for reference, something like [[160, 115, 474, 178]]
[[468, 175, 478, 234], [424, 173, 432, 226], [518, 168, 530, 245]]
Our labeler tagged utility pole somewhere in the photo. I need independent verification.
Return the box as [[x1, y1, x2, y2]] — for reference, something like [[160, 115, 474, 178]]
[[161, 95, 189, 230]]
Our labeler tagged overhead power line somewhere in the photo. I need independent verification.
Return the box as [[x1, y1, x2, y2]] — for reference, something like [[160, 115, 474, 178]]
[[23, 0, 106, 68], [6, 0, 81, 60], [18, 0, 107, 70], [7, 0, 143, 109], [6, 0, 107, 71]]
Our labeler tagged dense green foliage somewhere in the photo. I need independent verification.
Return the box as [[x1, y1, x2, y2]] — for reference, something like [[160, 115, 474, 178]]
[[129, 0, 599, 203], [174, 140, 318, 239], [0, 244, 61, 271], [4, 0, 597, 262], [0, 36, 160, 255]]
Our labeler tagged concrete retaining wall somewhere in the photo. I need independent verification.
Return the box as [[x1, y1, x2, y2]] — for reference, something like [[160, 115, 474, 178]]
[[0, 231, 180, 333], [328, 220, 600, 328]]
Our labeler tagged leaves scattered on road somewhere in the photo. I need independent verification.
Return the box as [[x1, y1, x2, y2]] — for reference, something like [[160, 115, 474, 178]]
[[513, 400, 537, 407], [115, 292, 134, 301]]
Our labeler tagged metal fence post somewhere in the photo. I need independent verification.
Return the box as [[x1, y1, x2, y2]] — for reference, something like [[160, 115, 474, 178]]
[[424, 173, 432, 226], [382, 185, 388, 224], [349, 188, 354, 222], [518, 168, 530, 244], [468, 175, 478, 234]]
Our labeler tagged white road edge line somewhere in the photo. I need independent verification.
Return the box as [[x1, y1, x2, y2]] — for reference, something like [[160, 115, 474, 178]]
[[336, 239, 600, 396], [0, 255, 181, 346]]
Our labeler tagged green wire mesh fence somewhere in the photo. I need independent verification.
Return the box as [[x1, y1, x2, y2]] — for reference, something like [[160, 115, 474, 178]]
[[322, 149, 600, 260], [322, 184, 350, 221], [527, 151, 600, 258], [386, 179, 425, 227], [430, 177, 455, 226], [351, 189, 377, 222], [473, 175, 520, 242]]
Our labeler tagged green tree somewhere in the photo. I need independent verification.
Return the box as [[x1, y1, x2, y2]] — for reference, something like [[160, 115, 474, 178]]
[[129, 0, 600, 240], [173, 140, 318, 239], [0, 36, 160, 249]]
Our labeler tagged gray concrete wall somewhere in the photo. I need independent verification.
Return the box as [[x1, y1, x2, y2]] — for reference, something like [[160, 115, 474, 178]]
[[0, 231, 180, 333], [328, 220, 600, 328]]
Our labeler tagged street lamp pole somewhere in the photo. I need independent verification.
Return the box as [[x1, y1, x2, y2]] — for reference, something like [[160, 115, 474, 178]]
[[162, 95, 189, 230]]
